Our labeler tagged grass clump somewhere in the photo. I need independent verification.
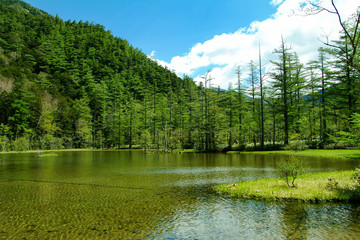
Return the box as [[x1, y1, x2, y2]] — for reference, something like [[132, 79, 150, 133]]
[[35, 153, 59, 158], [213, 171, 360, 203]]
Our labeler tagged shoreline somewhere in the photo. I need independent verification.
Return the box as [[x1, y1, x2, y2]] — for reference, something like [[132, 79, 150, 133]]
[[1, 148, 360, 156]]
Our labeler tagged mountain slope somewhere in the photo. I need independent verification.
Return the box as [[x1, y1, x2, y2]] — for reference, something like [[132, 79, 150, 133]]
[[0, 0, 195, 150]]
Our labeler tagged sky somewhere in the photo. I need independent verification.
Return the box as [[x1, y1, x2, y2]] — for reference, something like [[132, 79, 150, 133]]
[[25, 0, 359, 88]]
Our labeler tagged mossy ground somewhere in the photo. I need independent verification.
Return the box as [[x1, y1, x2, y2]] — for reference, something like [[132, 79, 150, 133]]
[[213, 171, 360, 203]]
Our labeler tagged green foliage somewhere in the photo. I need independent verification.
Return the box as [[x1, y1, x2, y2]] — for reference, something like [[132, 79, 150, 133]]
[[72, 96, 92, 148], [0, 135, 10, 152], [11, 135, 31, 151], [140, 130, 151, 152], [332, 113, 360, 147], [39, 134, 63, 150], [352, 168, 360, 185], [0, 124, 10, 151], [283, 140, 309, 151], [277, 155, 306, 187], [0, 0, 186, 151], [0, 0, 359, 152]]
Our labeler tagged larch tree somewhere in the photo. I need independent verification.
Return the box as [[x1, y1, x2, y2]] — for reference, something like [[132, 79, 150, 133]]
[[235, 66, 245, 144], [259, 43, 265, 149], [271, 37, 293, 145], [247, 60, 259, 147]]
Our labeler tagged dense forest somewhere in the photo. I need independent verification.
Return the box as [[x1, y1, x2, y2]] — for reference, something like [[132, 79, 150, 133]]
[[0, 0, 359, 152]]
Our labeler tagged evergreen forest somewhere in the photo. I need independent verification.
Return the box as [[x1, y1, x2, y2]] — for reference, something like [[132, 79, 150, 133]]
[[0, 0, 359, 152]]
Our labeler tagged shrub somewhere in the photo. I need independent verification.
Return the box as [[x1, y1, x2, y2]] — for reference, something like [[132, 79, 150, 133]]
[[232, 143, 246, 151], [324, 143, 346, 150], [283, 140, 309, 151], [262, 143, 284, 151], [331, 113, 360, 148], [0, 135, 10, 152], [40, 134, 63, 150], [352, 168, 360, 185], [240, 143, 284, 151], [306, 140, 320, 149], [277, 155, 306, 187], [11, 136, 31, 151], [327, 177, 339, 189]]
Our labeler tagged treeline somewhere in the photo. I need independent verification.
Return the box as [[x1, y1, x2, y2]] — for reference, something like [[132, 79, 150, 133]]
[[0, 0, 359, 152]]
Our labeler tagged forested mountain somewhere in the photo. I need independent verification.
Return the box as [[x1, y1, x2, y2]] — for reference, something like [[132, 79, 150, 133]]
[[0, 0, 194, 151], [0, 0, 359, 152]]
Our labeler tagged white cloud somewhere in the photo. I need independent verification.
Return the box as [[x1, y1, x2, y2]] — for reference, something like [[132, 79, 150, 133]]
[[156, 0, 359, 88]]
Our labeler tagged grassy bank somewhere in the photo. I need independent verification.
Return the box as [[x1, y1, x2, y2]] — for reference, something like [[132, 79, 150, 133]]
[[213, 171, 360, 203], [2, 148, 360, 157], [0, 148, 146, 155], [227, 149, 360, 160]]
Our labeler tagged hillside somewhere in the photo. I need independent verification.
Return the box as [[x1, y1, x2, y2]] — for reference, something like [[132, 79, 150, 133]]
[[0, 0, 196, 150]]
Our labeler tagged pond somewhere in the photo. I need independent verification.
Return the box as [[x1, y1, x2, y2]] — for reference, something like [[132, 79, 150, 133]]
[[0, 151, 359, 239]]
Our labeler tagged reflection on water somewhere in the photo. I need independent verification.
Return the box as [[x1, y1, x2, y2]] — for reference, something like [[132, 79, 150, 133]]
[[0, 151, 359, 239]]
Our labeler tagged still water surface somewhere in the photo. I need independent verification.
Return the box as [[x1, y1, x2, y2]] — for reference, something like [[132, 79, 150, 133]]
[[0, 151, 359, 239]]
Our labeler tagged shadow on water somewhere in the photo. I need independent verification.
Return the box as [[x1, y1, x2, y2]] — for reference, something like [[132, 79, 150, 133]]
[[280, 202, 309, 239]]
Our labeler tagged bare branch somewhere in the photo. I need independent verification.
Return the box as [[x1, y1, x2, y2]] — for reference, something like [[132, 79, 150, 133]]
[[305, 0, 360, 73], [303, 1, 336, 15], [331, 0, 354, 46], [352, 10, 360, 54]]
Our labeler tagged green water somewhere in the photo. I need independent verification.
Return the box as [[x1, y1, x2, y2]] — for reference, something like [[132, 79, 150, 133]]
[[0, 151, 359, 239]]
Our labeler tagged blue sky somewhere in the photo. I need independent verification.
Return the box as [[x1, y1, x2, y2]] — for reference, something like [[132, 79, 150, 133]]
[[24, 0, 276, 62], [24, 0, 358, 88]]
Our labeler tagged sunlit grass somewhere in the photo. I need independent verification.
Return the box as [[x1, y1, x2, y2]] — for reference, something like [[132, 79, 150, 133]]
[[228, 149, 360, 159], [36, 153, 59, 158], [213, 171, 360, 203]]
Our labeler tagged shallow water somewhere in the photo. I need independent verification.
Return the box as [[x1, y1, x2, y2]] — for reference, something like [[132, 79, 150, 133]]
[[0, 151, 359, 239]]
